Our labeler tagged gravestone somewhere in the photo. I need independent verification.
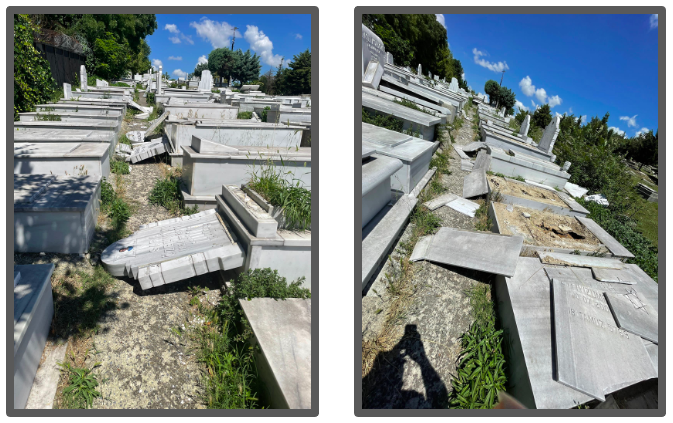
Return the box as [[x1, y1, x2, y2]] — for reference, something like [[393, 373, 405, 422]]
[[157, 65, 163, 95], [519, 114, 531, 136], [362, 24, 385, 76], [537, 116, 561, 154], [101, 209, 245, 290], [386, 51, 394, 65], [63, 83, 72, 100], [198, 70, 213, 92], [551, 278, 657, 401], [126, 139, 167, 163], [417, 63, 422, 76], [126, 131, 146, 143], [362, 60, 384, 90], [604, 290, 658, 343], [428, 71, 432, 79], [473, 150, 491, 171], [448, 77, 459, 92], [463, 168, 488, 198], [80, 65, 88, 92], [433, 75, 439, 81], [96, 79, 109, 87], [144, 110, 170, 138], [563, 161, 571, 172]]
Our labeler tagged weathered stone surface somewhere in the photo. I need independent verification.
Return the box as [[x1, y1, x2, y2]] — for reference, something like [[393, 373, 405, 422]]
[[605, 291, 658, 343], [410, 227, 523, 277], [462, 168, 488, 198], [362, 153, 403, 228], [101, 209, 245, 290], [239, 298, 311, 409], [519, 114, 531, 136], [448, 77, 458, 92], [63, 83, 72, 100], [126, 131, 146, 143], [551, 278, 656, 401], [462, 141, 488, 153], [144, 111, 170, 139], [424, 192, 461, 211], [14, 142, 111, 177], [473, 150, 491, 170], [537, 252, 624, 269], [576, 216, 634, 258], [423, 193, 479, 217], [80, 65, 88, 92], [537, 116, 561, 154], [362, 59, 384, 90], [127, 139, 167, 163], [591, 267, 638, 284]]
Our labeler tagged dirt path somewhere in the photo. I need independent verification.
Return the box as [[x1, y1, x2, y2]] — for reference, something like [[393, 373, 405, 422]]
[[362, 104, 493, 409]]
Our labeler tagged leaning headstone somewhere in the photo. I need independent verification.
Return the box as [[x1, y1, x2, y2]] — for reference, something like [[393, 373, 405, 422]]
[[144, 110, 169, 139], [126, 139, 167, 163], [362, 59, 384, 90], [551, 278, 657, 401], [449, 77, 459, 92], [519, 114, 531, 137], [127, 99, 152, 114], [604, 291, 658, 343], [80, 65, 88, 92], [473, 150, 491, 171], [537, 116, 561, 154], [101, 209, 245, 290], [126, 131, 147, 144], [63, 83, 72, 100], [362, 24, 385, 77], [463, 168, 488, 198], [562, 161, 571, 172]]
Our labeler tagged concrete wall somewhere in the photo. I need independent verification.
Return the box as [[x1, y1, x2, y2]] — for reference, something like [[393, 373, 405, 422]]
[[34, 42, 86, 87]]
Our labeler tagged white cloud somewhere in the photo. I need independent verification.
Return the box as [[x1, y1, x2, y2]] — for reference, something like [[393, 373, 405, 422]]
[[164, 24, 179, 34], [436, 14, 446, 28], [636, 127, 650, 137], [473, 47, 509, 73], [190, 18, 242, 49], [295, 33, 303, 40], [169, 36, 181, 44], [165, 24, 194, 45], [534, 88, 547, 104], [568, 107, 573, 114], [173, 69, 188, 79], [244, 25, 283, 67], [152, 59, 163, 69], [609, 126, 625, 136], [619, 114, 638, 128], [519, 76, 536, 97], [168, 56, 182, 61], [515, 100, 528, 112], [181, 34, 194, 45], [650, 14, 658, 29], [531, 100, 538, 109], [197, 55, 208, 65], [548, 95, 562, 108], [580, 115, 587, 124]]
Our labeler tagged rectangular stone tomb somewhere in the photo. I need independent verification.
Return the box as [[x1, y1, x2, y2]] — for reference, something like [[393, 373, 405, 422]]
[[101, 209, 245, 290], [410, 227, 523, 277], [14, 120, 120, 135], [362, 122, 417, 149], [366, 139, 437, 194], [15, 174, 101, 254], [156, 93, 212, 105], [166, 121, 305, 157], [361, 86, 449, 125], [377, 85, 454, 121], [552, 278, 657, 401], [14, 264, 55, 410], [126, 139, 168, 164], [14, 142, 111, 177], [239, 298, 311, 409], [164, 104, 238, 120], [216, 186, 311, 290], [181, 138, 311, 210], [18, 112, 122, 124], [13, 128, 116, 148], [463, 168, 488, 198], [380, 72, 464, 112], [604, 291, 658, 343], [362, 153, 403, 228], [35, 103, 123, 116], [486, 175, 588, 217], [58, 99, 128, 113], [489, 202, 623, 256], [487, 146, 570, 187], [362, 90, 441, 140], [493, 257, 594, 409]]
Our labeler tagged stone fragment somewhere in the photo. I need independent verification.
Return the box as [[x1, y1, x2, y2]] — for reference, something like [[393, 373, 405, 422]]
[[522, 212, 531, 218], [605, 290, 658, 343], [463, 168, 488, 198], [126, 139, 167, 163]]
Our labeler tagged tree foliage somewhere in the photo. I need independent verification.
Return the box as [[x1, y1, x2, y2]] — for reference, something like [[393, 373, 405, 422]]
[[498, 86, 516, 115], [193, 62, 209, 78], [282, 49, 311, 95], [92, 32, 130, 80], [362, 14, 465, 85], [205, 48, 261, 86], [532, 104, 552, 128], [14, 14, 58, 120], [484, 80, 500, 104]]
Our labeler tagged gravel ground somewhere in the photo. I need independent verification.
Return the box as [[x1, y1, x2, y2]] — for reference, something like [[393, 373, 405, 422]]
[[362, 105, 492, 409], [15, 99, 221, 409]]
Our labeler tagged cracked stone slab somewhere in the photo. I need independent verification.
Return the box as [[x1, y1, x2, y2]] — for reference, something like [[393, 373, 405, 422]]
[[552, 278, 657, 401], [126, 140, 167, 163], [605, 290, 658, 343], [463, 168, 488, 198], [126, 131, 146, 143], [591, 267, 638, 284], [116, 143, 132, 155], [537, 252, 624, 269], [460, 159, 474, 171], [410, 227, 523, 277], [473, 150, 491, 170], [101, 209, 245, 290], [144, 111, 169, 138]]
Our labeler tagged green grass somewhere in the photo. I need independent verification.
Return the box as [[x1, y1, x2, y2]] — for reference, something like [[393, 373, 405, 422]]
[[248, 160, 311, 231], [146, 92, 156, 106], [633, 201, 658, 247], [111, 82, 130, 87], [393, 98, 436, 116], [110, 158, 130, 175], [100, 177, 131, 232], [362, 108, 404, 133], [148, 170, 199, 216], [237, 111, 253, 119], [261, 106, 271, 123], [193, 269, 310, 409], [35, 113, 62, 121], [57, 361, 103, 409]]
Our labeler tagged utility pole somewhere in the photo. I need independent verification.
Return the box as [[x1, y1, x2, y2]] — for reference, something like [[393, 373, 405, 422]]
[[496, 70, 506, 108], [230, 27, 238, 88]]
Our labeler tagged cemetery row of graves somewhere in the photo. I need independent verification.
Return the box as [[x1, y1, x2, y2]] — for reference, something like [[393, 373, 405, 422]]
[[360, 24, 658, 409], [14, 60, 312, 409]]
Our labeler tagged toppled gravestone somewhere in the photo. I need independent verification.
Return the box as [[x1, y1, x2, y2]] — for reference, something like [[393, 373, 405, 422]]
[[144, 111, 170, 140], [101, 209, 245, 290], [126, 131, 146, 144], [126, 139, 167, 163]]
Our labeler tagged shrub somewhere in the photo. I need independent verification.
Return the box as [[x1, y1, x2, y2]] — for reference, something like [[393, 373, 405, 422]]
[[261, 106, 270, 123], [146, 92, 155, 105], [110, 157, 130, 174], [362, 108, 404, 133], [237, 111, 253, 119], [532, 104, 552, 128]]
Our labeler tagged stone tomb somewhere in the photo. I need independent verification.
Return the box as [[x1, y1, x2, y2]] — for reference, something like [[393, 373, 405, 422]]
[[101, 209, 245, 290], [126, 139, 168, 164], [480, 121, 552, 162], [362, 89, 441, 140], [14, 142, 111, 177], [551, 277, 656, 401], [34, 103, 123, 116], [15, 174, 101, 254], [239, 298, 311, 409], [14, 264, 55, 409], [362, 152, 403, 228], [216, 185, 312, 289], [164, 103, 238, 120], [362, 122, 417, 149], [487, 146, 571, 188], [181, 137, 311, 210], [19, 111, 122, 125]]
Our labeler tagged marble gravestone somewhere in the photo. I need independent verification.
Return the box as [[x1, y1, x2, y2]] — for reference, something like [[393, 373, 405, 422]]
[[80, 65, 88, 92], [551, 278, 657, 401], [101, 209, 245, 290], [417, 63, 422, 76], [537, 116, 561, 155], [157, 65, 163, 95], [604, 290, 658, 343], [126, 139, 168, 163], [63, 83, 72, 100], [362, 24, 386, 76], [386, 51, 394, 65], [448, 77, 459, 92], [198, 70, 213, 92], [519, 114, 531, 137]]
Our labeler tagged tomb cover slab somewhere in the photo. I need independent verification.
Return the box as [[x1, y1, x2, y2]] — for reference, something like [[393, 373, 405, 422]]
[[605, 290, 658, 343], [101, 209, 245, 290]]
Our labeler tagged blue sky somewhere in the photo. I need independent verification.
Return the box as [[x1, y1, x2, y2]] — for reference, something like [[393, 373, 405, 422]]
[[146, 14, 311, 80], [435, 13, 659, 138]]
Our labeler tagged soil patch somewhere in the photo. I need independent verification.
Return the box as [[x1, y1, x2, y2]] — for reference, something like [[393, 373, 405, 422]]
[[487, 175, 569, 209]]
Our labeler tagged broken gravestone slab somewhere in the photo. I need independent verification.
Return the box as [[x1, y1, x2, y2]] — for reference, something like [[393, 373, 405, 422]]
[[463, 168, 488, 198], [126, 139, 167, 163], [423, 192, 479, 217], [564, 181, 589, 198], [537, 252, 624, 269], [101, 209, 245, 290], [591, 267, 638, 285], [126, 131, 146, 143], [127, 99, 152, 114], [473, 150, 491, 171], [144, 111, 169, 139], [116, 143, 132, 155], [551, 278, 657, 401], [462, 142, 488, 154], [410, 227, 523, 277], [604, 290, 658, 343]]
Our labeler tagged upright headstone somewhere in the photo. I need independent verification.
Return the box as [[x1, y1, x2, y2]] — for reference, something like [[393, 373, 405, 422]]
[[429, 71, 432, 79], [500, 106, 506, 117], [96, 79, 109, 87], [519, 114, 531, 136], [386, 51, 394, 65], [562, 161, 571, 172], [449, 77, 459, 92], [198, 70, 213, 92], [63, 83, 72, 100], [417, 63, 422, 76], [362, 24, 385, 77], [80, 65, 88, 92], [157, 65, 163, 95], [537, 116, 561, 154]]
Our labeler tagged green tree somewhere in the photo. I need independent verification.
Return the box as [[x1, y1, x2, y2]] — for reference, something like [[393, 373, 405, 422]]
[[14, 14, 58, 120], [532, 104, 552, 128], [128, 39, 151, 75], [498, 86, 516, 115], [193, 62, 209, 78], [484, 80, 500, 106], [274, 59, 286, 95], [236, 50, 262, 84], [92, 32, 131, 80], [283, 49, 311, 95], [208, 48, 238, 84]]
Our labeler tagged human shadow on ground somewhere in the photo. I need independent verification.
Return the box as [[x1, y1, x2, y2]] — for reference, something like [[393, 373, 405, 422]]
[[362, 324, 449, 409]]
